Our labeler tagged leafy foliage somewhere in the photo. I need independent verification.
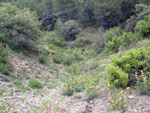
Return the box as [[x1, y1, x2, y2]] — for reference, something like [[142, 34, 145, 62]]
[[94, 0, 135, 29], [10, 0, 49, 17], [74, 37, 92, 47], [59, 20, 82, 41], [54, 18, 63, 37], [0, 46, 12, 75], [52, 0, 83, 22], [136, 15, 150, 37], [103, 27, 122, 43], [41, 12, 57, 31], [38, 50, 49, 64], [125, 4, 150, 32], [108, 47, 150, 87], [107, 64, 128, 88], [0, 3, 41, 52], [105, 32, 133, 54]]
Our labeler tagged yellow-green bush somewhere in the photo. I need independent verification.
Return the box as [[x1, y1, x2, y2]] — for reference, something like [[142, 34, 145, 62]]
[[105, 32, 133, 54], [108, 47, 150, 87], [103, 27, 122, 42], [107, 65, 128, 88]]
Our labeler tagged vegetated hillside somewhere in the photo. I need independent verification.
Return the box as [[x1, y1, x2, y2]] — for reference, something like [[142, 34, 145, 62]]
[[1, 1, 150, 113]]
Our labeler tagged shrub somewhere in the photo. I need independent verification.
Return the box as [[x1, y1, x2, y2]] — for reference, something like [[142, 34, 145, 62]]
[[74, 37, 92, 47], [0, 3, 41, 52], [38, 50, 49, 64], [54, 18, 63, 37], [28, 78, 44, 89], [59, 20, 82, 41], [105, 36, 120, 54], [0, 47, 12, 75], [136, 15, 150, 37], [111, 48, 150, 74], [108, 47, 150, 87], [103, 27, 122, 42], [41, 12, 57, 31], [52, 53, 75, 65], [125, 4, 150, 32], [105, 32, 133, 54], [107, 65, 129, 88], [52, 47, 83, 65], [45, 33, 66, 47]]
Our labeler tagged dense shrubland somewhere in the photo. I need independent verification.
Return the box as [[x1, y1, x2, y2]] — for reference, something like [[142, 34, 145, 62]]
[[0, 3, 41, 52], [1, 0, 150, 112]]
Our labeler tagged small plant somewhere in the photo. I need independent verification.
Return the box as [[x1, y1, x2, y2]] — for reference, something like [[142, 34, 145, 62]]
[[28, 78, 44, 89], [38, 50, 48, 64], [0, 47, 12, 75], [0, 88, 6, 96], [108, 88, 129, 110], [62, 74, 100, 97], [136, 71, 150, 95], [0, 102, 13, 113], [86, 88, 100, 100], [14, 80, 22, 86], [14, 80, 25, 91]]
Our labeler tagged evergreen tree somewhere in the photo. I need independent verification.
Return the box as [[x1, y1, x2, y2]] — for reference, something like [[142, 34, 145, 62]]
[[52, 0, 83, 22]]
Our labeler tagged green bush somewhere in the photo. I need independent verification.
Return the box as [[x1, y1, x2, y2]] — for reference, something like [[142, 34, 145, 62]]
[[136, 15, 150, 37], [52, 47, 83, 65], [59, 20, 82, 41], [74, 37, 92, 47], [103, 27, 122, 42], [105, 36, 120, 54], [107, 65, 129, 88], [105, 32, 133, 54], [108, 47, 150, 87], [52, 53, 75, 65], [125, 4, 150, 32], [0, 3, 41, 52], [111, 48, 150, 74], [54, 18, 63, 37], [0, 47, 12, 75], [41, 12, 57, 30], [28, 78, 44, 89], [38, 50, 49, 64], [45, 33, 66, 47]]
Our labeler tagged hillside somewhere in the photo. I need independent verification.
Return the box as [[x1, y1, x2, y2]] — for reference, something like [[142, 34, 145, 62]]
[[1, 0, 150, 113]]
